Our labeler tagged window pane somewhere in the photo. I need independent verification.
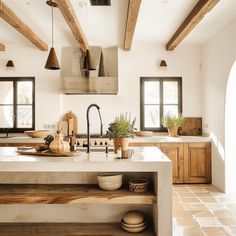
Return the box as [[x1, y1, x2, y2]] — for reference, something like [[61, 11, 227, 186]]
[[17, 81, 33, 104], [144, 81, 160, 104], [0, 82, 13, 104], [17, 105, 32, 128], [144, 105, 160, 128], [0, 106, 13, 128], [163, 81, 178, 104], [164, 105, 179, 117]]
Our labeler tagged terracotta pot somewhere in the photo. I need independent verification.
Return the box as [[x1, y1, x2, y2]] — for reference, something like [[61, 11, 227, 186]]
[[167, 127, 178, 137], [113, 137, 131, 153]]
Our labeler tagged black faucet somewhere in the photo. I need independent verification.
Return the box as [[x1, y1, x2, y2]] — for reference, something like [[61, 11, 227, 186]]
[[86, 104, 103, 153]]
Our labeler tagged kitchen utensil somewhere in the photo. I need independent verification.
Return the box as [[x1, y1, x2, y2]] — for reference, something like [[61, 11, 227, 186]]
[[24, 130, 51, 138], [128, 179, 148, 193], [63, 111, 78, 135], [97, 173, 122, 191], [121, 220, 146, 228]]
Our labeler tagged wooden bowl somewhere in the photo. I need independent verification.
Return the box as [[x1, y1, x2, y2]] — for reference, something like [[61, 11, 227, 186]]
[[128, 179, 148, 193], [24, 130, 51, 138], [97, 173, 123, 191], [135, 131, 153, 137], [122, 211, 145, 225]]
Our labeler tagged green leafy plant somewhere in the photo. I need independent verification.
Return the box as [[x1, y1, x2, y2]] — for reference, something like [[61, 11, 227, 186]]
[[161, 113, 184, 128], [107, 113, 136, 138]]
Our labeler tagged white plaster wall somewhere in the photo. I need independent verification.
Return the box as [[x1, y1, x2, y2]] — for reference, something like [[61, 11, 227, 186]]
[[61, 42, 202, 133], [201, 18, 236, 191], [0, 45, 61, 130]]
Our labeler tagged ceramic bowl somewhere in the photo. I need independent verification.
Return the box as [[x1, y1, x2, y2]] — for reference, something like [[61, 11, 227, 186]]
[[24, 130, 51, 138], [97, 173, 122, 191], [121, 223, 146, 233], [128, 179, 148, 193], [122, 211, 145, 225], [121, 220, 146, 228]]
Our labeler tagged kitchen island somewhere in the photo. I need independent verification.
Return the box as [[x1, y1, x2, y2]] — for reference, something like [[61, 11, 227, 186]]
[[0, 147, 172, 236]]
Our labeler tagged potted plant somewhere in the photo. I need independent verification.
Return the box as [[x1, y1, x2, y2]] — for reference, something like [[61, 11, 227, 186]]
[[107, 113, 136, 153], [161, 113, 184, 137]]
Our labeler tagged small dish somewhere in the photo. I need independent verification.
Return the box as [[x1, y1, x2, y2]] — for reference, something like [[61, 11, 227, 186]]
[[135, 131, 153, 137], [97, 173, 122, 191], [121, 220, 146, 228], [122, 211, 144, 225], [24, 130, 51, 138], [128, 179, 148, 193], [121, 223, 146, 233]]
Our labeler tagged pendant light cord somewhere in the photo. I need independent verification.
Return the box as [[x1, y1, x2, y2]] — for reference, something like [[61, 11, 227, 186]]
[[51, 3, 54, 47]]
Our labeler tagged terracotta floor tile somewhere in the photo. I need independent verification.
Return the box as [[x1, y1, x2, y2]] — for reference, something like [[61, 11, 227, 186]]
[[183, 203, 207, 211], [175, 227, 205, 236], [190, 210, 214, 217], [218, 217, 236, 226], [201, 227, 230, 236], [191, 189, 208, 193], [180, 197, 201, 204], [199, 197, 217, 203], [227, 226, 236, 235], [213, 210, 236, 218], [175, 217, 198, 227], [195, 217, 221, 227], [194, 193, 213, 197], [177, 193, 196, 198], [204, 203, 227, 210], [217, 196, 236, 203]]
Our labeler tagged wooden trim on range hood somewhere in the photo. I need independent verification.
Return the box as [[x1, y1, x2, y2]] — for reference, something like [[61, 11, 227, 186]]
[[166, 0, 220, 51], [54, 0, 89, 53], [124, 0, 142, 51], [0, 42, 5, 51], [0, 0, 48, 51]]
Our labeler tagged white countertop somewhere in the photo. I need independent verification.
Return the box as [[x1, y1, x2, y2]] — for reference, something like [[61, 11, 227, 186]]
[[0, 134, 211, 144], [0, 147, 171, 172]]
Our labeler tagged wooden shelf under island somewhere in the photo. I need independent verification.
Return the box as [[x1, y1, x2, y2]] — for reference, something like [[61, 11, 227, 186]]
[[0, 223, 155, 236], [0, 184, 156, 204]]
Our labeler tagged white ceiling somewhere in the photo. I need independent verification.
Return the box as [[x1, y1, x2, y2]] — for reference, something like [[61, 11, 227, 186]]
[[0, 0, 236, 49]]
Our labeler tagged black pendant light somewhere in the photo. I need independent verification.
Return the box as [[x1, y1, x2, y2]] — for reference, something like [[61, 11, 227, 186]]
[[45, 0, 60, 70], [6, 60, 14, 68]]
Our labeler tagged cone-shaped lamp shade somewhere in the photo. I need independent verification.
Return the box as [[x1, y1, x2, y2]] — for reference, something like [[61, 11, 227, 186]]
[[6, 60, 14, 67], [83, 50, 96, 71], [45, 47, 60, 70], [160, 60, 167, 67]]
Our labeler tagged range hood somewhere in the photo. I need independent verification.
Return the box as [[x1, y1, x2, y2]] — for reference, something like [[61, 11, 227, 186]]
[[60, 46, 118, 94]]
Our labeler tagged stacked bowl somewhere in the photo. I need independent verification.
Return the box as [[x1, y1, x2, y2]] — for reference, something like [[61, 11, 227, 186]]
[[121, 211, 146, 233]]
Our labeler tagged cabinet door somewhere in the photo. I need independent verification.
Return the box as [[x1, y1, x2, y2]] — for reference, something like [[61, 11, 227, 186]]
[[184, 143, 211, 183], [161, 143, 184, 183]]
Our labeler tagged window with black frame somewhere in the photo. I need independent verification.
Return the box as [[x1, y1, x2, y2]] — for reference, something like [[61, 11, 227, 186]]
[[140, 77, 182, 132], [0, 77, 35, 133]]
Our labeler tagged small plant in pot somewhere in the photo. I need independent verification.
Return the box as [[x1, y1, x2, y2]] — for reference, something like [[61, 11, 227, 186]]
[[107, 113, 136, 153], [161, 113, 184, 137]]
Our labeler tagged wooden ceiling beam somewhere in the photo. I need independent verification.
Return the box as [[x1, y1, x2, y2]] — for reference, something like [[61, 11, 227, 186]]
[[0, 0, 48, 51], [0, 42, 5, 51], [54, 0, 89, 52], [166, 0, 220, 51], [124, 0, 142, 51]]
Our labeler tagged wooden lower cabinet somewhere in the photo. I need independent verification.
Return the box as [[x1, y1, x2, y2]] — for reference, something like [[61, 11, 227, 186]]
[[130, 141, 211, 184], [159, 143, 184, 183], [184, 143, 211, 183]]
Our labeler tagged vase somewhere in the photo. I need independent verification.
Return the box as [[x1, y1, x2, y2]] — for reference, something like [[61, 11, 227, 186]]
[[167, 127, 178, 137], [49, 132, 70, 154], [113, 137, 131, 153]]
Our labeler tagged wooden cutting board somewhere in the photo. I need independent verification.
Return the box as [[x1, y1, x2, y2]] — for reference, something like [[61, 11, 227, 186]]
[[178, 117, 202, 136], [63, 111, 78, 135], [17, 149, 80, 157]]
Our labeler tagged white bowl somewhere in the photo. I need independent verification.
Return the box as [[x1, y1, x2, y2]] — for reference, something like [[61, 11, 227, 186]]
[[97, 173, 122, 191], [121, 224, 146, 233]]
